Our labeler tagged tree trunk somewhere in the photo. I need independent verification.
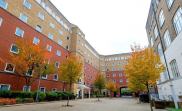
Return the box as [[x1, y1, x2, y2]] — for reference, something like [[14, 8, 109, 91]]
[[66, 83, 72, 106], [146, 82, 153, 111]]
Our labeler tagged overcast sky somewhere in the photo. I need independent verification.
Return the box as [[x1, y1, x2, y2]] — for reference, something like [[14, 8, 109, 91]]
[[50, 0, 151, 55]]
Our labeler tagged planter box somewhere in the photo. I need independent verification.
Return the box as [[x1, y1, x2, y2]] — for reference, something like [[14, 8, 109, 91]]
[[154, 101, 166, 109], [0, 98, 16, 105]]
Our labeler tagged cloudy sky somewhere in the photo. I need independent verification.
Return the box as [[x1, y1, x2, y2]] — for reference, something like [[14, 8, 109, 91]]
[[50, 0, 151, 55]]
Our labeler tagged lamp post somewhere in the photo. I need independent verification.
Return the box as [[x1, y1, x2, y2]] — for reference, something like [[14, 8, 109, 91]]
[[151, 1, 178, 109]]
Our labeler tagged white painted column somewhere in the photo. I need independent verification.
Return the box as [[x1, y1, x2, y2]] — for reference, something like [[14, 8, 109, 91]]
[[89, 88, 91, 99], [81, 88, 84, 99]]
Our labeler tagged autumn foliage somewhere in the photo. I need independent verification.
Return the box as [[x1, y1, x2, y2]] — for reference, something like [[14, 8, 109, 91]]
[[124, 46, 164, 92], [58, 55, 83, 92], [11, 39, 55, 86], [106, 81, 117, 97]]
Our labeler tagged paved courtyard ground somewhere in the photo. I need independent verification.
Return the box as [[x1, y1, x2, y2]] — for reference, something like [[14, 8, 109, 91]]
[[0, 98, 167, 111]]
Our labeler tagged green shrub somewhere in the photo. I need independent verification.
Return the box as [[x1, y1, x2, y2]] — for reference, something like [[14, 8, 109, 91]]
[[46, 92, 58, 101], [0, 91, 12, 98], [33, 92, 46, 102], [11, 92, 33, 98], [16, 98, 34, 103]]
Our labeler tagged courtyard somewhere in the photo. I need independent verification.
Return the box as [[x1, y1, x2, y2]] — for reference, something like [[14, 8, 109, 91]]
[[0, 98, 167, 111]]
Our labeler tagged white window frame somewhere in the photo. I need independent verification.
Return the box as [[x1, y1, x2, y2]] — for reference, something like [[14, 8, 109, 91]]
[[38, 12, 45, 20], [58, 39, 62, 46], [173, 7, 182, 35], [166, 0, 174, 9], [170, 59, 180, 78], [19, 13, 28, 23], [23, 0, 32, 9], [163, 30, 172, 48], [4, 63, 15, 73], [0, 84, 10, 91], [159, 10, 165, 27], [154, 25, 159, 39], [41, 75, 48, 79], [49, 23, 55, 29], [15, 27, 24, 37], [10, 44, 19, 54], [55, 62, 60, 68], [119, 79, 123, 83], [48, 33, 53, 40], [35, 25, 42, 32], [26, 69, 33, 77], [46, 44, 52, 52], [0, 17, 3, 27], [53, 74, 58, 81], [150, 36, 154, 46], [23, 85, 31, 92], [0, 0, 8, 10], [56, 50, 61, 56], [39, 87, 46, 93], [33, 37, 40, 45]]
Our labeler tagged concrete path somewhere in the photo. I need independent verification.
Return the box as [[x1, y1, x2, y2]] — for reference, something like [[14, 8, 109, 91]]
[[0, 98, 167, 111]]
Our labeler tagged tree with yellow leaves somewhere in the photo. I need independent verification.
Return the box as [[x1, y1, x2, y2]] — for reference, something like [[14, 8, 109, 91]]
[[106, 81, 117, 98], [94, 73, 106, 101], [11, 39, 55, 90], [125, 46, 164, 111], [58, 55, 82, 106]]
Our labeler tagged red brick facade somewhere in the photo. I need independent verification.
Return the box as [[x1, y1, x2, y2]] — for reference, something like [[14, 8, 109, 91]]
[[0, 8, 69, 91], [84, 62, 99, 88], [106, 71, 127, 89]]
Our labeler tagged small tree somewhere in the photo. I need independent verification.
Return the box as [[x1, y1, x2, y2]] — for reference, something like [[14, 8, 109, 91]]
[[106, 81, 117, 98], [58, 55, 82, 106], [11, 39, 55, 90], [94, 73, 106, 101], [125, 46, 164, 111]]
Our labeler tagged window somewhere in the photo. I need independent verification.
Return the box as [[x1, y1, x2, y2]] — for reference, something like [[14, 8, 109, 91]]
[[55, 62, 60, 68], [166, 0, 174, 9], [19, 13, 28, 23], [67, 36, 70, 40], [119, 79, 123, 83], [26, 69, 33, 76], [46, 45, 52, 52], [23, 85, 31, 92], [154, 26, 159, 39], [48, 33, 53, 40], [170, 59, 180, 78], [39, 87, 46, 92], [15, 27, 24, 37], [0, 17, 3, 26], [33, 37, 40, 45], [4, 63, 15, 73], [157, 43, 163, 56], [10, 44, 19, 54], [52, 88, 57, 92], [53, 74, 58, 81], [66, 45, 69, 50], [58, 39, 62, 46], [56, 50, 61, 56], [0, 84, 10, 91], [150, 36, 154, 46], [35, 25, 42, 32], [173, 7, 182, 35], [49, 23, 55, 29], [23, 0, 32, 9], [0, 0, 8, 9], [112, 73, 116, 77], [159, 10, 165, 27], [41, 75, 48, 79], [119, 73, 122, 77], [163, 30, 171, 48], [38, 12, 44, 20], [59, 30, 63, 35], [113, 79, 116, 83]]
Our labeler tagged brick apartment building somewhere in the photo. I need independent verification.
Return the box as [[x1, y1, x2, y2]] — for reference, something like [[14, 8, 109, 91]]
[[0, 0, 130, 97]]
